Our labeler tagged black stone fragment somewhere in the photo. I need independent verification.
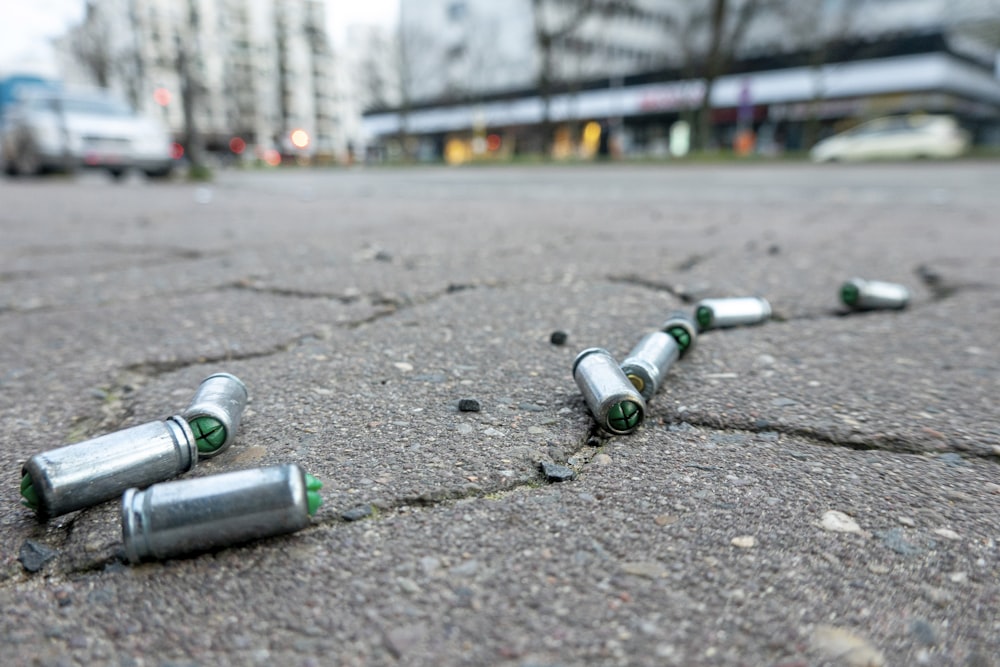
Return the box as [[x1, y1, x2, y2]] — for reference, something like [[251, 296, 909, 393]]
[[540, 461, 576, 482], [19, 540, 57, 573], [458, 398, 481, 412], [549, 330, 568, 346]]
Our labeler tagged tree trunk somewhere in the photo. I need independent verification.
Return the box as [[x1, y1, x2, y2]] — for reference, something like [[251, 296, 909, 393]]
[[694, 0, 727, 151]]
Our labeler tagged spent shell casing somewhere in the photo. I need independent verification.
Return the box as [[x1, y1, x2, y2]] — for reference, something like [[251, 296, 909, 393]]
[[620, 332, 680, 400], [122, 463, 322, 563], [660, 310, 698, 357], [573, 348, 646, 435], [695, 297, 772, 331], [840, 278, 910, 310], [182, 372, 248, 458], [21, 416, 197, 519]]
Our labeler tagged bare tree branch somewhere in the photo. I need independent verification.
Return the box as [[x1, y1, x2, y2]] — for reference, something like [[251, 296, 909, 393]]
[[532, 0, 639, 155], [70, 1, 113, 88]]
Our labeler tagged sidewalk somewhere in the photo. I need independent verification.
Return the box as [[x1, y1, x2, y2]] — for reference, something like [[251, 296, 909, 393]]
[[1, 164, 998, 666]]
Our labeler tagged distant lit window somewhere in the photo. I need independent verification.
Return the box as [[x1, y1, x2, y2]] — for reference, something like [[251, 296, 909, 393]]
[[290, 129, 310, 149]]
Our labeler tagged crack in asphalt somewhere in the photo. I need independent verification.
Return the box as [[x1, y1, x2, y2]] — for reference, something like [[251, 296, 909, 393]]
[[0, 246, 214, 284], [665, 412, 998, 459], [9, 394, 994, 583], [607, 273, 698, 303], [5, 415, 600, 581], [41, 280, 488, 442], [7, 264, 997, 582], [611, 263, 997, 325], [225, 281, 365, 304]]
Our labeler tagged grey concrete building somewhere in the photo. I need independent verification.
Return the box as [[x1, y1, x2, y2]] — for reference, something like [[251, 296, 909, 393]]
[[364, 0, 1000, 158], [57, 0, 347, 162]]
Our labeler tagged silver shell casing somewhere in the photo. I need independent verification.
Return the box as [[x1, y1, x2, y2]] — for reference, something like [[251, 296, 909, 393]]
[[182, 373, 248, 458], [572, 347, 646, 435], [23, 416, 197, 520], [660, 310, 698, 357], [122, 463, 312, 563], [620, 331, 680, 400], [842, 278, 910, 310], [695, 297, 772, 331]]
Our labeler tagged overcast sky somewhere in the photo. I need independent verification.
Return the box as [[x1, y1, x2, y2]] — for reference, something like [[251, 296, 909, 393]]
[[0, 0, 399, 77]]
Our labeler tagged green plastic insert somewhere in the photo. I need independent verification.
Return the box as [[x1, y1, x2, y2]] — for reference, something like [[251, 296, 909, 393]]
[[190, 416, 227, 453], [607, 400, 641, 432], [840, 282, 860, 306], [695, 306, 713, 331], [20, 473, 39, 511], [305, 473, 323, 516], [667, 326, 691, 352]]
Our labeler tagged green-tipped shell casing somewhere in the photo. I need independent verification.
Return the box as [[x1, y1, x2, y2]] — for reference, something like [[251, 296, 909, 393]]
[[20, 472, 39, 510], [695, 306, 713, 331], [608, 400, 642, 432], [305, 473, 323, 516], [841, 281, 860, 306], [189, 416, 227, 454], [667, 326, 691, 353]]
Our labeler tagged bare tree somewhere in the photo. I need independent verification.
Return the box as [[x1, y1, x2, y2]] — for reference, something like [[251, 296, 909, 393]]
[[355, 28, 397, 112], [70, 1, 113, 88], [692, 0, 764, 150], [395, 21, 441, 159], [776, 0, 862, 150], [175, 0, 206, 174], [530, 0, 636, 155], [68, 0, 146, 109], [120, 0, 146, 110], [350, 18, 438, 160]]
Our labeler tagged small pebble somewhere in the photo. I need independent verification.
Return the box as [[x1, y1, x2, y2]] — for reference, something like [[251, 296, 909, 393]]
[[731, 535, 756, 549], [18, 540, 57, 573], [341, 504, 374, 522], [458, 398, 481, 412], [876, 528, 922, 556], [933, 528, 960, 541], [811, 625, 885, 667], [910, 619, 937, 646], [821, 510, 861, 533], [450, 559, 480, 577], [621, 561, 667, 579], [540, 461, 575, 482], [549, 330, 568, 346], [897, 516, 916, 527]]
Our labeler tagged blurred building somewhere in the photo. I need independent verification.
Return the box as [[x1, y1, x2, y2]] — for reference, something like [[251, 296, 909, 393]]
[[56, 0, 347, 162], [364, 0, 1000, 159]]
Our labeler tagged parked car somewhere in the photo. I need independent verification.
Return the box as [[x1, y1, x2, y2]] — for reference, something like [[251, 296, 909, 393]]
[[1, 87, 174, 179], [810, 114, 970, 162]]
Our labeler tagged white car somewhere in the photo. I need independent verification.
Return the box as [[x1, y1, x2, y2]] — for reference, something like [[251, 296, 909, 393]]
[[810, 114, 970, 162], [2, 87, 174, 179]]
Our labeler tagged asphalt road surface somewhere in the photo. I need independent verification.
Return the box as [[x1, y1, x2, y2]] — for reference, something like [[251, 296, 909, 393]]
[[1, 162, 998, 666]]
